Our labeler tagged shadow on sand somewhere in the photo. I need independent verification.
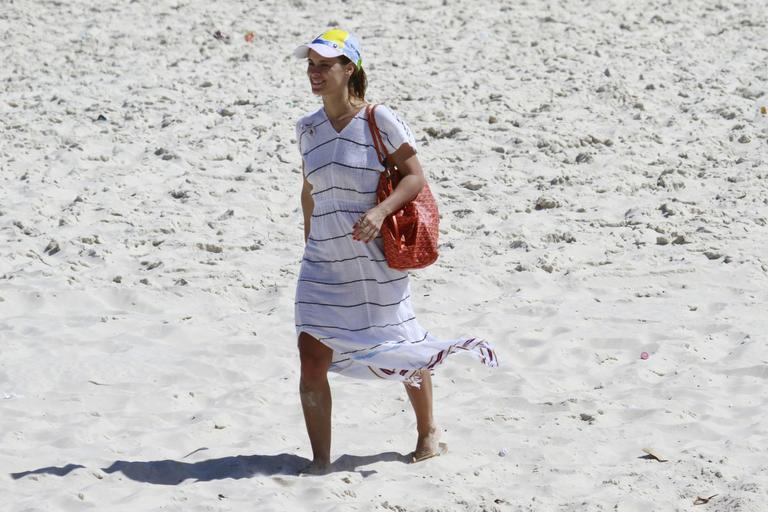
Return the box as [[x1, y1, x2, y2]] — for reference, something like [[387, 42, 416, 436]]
[[11, 450, 409, 485]]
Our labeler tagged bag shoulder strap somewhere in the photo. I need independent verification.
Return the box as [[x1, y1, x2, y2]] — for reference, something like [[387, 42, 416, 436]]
[[366, 104, 390, 167]]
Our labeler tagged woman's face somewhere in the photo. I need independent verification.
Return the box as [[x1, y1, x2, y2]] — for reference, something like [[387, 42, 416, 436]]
[[306, 49, 353, 96]]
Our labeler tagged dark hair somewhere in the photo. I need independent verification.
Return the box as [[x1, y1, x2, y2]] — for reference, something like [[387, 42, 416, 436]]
[[339, 56, 367, 101]]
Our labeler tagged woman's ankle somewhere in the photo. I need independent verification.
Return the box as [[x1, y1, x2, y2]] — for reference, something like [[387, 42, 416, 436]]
[[417, 423, 439, 439]]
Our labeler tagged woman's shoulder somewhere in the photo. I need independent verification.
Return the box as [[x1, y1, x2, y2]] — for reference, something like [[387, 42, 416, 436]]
[[371, 103, 412, 129], [370, 103, 416, 148], [296, 107, 325, 133], [371, 103, 403, 120]]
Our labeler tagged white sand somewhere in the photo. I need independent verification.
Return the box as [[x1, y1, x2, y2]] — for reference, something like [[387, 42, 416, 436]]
[[2, 0, 767, 510]]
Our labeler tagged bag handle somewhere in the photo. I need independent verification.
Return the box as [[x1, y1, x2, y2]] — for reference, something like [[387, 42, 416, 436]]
[[366, 104, 393, 174], [366, 104, 402, 245]]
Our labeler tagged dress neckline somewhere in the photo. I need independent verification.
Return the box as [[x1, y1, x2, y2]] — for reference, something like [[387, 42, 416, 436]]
[[322, 104, 367, 135]]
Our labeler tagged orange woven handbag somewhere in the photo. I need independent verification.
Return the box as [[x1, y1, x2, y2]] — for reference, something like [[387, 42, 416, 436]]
[[366, 104, 439, 270]]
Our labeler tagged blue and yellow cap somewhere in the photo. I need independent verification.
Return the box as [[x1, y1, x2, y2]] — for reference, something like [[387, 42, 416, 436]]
[[293, 28, 363, 70]]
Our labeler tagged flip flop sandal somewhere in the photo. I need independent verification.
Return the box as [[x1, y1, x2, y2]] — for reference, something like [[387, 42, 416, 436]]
[[411, 442, 448, 463], [694, 494, 718, 505]]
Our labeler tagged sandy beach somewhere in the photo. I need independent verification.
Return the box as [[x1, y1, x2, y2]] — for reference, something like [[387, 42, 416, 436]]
[[1, 0, 767, 510]]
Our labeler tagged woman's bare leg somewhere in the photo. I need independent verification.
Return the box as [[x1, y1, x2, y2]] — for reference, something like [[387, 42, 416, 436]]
[[404, 369, 441, 460], [298, 332, 333, 472]]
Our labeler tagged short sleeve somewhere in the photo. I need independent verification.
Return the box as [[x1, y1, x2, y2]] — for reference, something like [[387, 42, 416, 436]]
[[295, 119, 305, 155], [372, 105, 417, 154]]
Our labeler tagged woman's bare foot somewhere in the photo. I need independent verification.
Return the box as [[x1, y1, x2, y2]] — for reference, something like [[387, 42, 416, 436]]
[[412, 426, 444, 462], [298, 459, 332, 476]]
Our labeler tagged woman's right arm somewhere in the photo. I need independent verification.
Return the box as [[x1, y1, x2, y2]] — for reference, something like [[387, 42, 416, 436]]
[[301, 162, 314, 243]]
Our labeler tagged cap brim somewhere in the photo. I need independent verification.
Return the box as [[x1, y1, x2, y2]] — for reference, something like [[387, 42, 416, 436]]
[[293, 43, 343, 59]]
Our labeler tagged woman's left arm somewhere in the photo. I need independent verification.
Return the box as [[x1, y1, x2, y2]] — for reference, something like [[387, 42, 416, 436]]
[[353, 143, 426, 243]]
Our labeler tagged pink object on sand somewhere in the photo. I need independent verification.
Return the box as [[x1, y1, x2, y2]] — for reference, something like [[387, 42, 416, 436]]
[[640, 352, 649, 360]]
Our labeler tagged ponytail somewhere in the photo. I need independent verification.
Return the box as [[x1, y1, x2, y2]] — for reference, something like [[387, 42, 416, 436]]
[[340, 56, 368, 101]]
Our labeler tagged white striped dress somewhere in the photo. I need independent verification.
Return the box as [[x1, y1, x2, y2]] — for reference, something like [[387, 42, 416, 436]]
[[295, 104, 497, 382]]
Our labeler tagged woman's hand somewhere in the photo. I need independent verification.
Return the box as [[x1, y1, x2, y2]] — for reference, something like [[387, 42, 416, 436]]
[[353, 143, 425, 244], [353, 206, 387, 243]]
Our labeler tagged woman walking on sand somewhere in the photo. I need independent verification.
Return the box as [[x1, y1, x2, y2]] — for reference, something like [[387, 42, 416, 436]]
[[293, 28, 497, 473]]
